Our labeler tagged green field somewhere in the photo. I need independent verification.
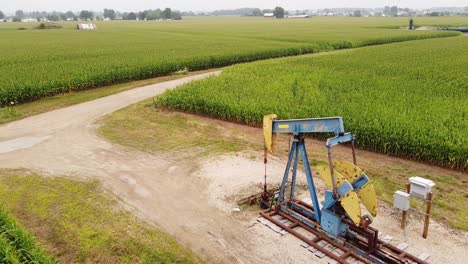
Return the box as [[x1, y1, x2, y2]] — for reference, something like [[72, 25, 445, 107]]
[[156, 36, 468, 170], [0, 170, 201, 263], [0, 208, 55, 264], [0, 17, 465, 106], [1, 16, 467, 261]]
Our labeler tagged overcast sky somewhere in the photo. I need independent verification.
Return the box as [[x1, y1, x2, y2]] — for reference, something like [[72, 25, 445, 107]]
[[1, 0, 467, 13]]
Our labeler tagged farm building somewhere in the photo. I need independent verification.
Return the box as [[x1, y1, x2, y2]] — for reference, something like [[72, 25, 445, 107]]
[[264, 13, 274, 18], [77, 23, 97, 30], [21, 18, 38, 23], [287, 15, 310, 19]]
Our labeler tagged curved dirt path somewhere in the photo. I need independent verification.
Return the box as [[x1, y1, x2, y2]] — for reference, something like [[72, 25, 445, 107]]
[[0, 71, 310, 263]]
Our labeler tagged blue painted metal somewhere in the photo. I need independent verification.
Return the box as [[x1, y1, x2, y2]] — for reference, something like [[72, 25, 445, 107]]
[[278, 141, 296, 204], [290, 144, 300, 200], [321, 209, 349, 238], [337, 181, 353, 197], [272, 117, 344, 135], [277, 137, 322, 222], [289, 202, 317, 220], [322, 190, 337, 209], [321, 186, 354, 238], [264, 114, 428, 263], [326, 133, 353, 147], [352, 174, 370, 191], [278, 204, 318, 230], [299, 142, 322, 222], [319, 181, 361, 237], [272, 116, 352, 234]]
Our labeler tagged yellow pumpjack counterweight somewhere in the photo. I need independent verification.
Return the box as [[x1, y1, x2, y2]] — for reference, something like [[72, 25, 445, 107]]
[[334, 160, 377, 217], [316, 161, 378, 225]]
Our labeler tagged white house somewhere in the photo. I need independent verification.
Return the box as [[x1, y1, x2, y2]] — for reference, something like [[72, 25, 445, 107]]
[[287, 15, 310, 19], [264, 13, 274, 18], [22, 18, 38, 23], [77, 23, 97, 30]]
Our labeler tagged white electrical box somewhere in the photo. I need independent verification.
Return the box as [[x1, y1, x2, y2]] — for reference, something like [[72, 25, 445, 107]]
[[394, 191, 410, 211], [409, 177, 435, 200]]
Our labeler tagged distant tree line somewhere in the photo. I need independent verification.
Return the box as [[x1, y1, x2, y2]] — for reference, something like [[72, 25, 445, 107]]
[[211, 8, 263, 16], [0, 6, 467, 22], [0, 8, 183, 22], [117, 8, 182, 20], [1, 10, 78, 21], [208, 7, 287, 18], [381, 6, 468, 17]]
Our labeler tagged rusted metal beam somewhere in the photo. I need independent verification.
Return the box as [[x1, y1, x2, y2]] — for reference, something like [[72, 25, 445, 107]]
[[423, 192, 433, 239], [260, 200, 429, 264], [260, 209, 370, 264]]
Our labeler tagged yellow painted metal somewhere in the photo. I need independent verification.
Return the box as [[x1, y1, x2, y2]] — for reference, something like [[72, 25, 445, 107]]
[[339, 192, 362, 226], [317, 161, 378, 224], [317, 165, 361, 225], [263, 114, 277, 153], [334, 161, 378, 217], [315, 166, 347, 189], [356, 183, 378, 217], [334, 160, 361, 182]]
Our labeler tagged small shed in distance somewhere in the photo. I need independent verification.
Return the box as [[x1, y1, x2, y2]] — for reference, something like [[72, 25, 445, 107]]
[[287, 15, 310, 19], [77, 23, 97, 30]]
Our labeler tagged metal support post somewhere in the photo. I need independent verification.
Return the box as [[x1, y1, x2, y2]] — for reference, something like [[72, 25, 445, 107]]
[[351, 136, 357, 165], [278, 141, 296, 205], [290, 143, 300, 200], [423, 192, 433, 239], [299, 140, 321, 222], [401, 183, 410, 229], [327, 146, 337, 197]]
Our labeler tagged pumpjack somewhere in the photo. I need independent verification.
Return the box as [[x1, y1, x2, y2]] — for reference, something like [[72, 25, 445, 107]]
[[260, 114, 427, 264]]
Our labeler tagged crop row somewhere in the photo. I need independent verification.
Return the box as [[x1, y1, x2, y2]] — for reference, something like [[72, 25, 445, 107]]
[[156, 36, 468, 170], [0, 19, 461, 106], [0, 208, 55, 263]]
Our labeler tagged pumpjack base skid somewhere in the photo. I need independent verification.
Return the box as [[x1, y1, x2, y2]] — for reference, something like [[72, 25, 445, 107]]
[[260, 200, 428, 264]]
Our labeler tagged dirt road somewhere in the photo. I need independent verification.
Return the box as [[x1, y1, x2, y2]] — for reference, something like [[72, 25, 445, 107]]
[[0, 71, 466, 263], [0, 71, 313, 263]]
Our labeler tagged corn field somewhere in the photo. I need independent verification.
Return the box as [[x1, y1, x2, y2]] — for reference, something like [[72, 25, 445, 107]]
[[156, 36, 468, 170], [0, 18, 462, 106], [0, 208, 55, 264]]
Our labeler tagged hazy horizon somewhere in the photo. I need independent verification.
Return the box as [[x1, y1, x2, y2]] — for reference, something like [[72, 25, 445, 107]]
[[1, 1, 467, 13]]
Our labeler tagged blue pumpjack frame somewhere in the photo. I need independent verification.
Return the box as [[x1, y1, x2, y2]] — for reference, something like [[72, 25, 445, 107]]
[[277, 135, 322, 222], [272, 116, 355, 224]]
